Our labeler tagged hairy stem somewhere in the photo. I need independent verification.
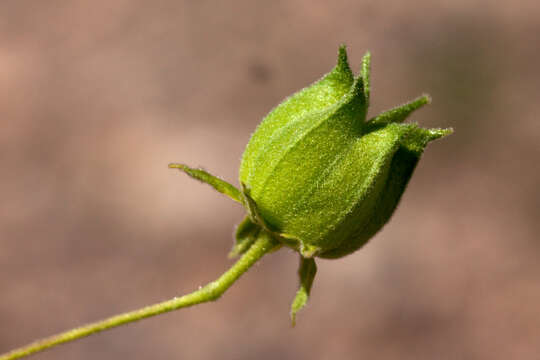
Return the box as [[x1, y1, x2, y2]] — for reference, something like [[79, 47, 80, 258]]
[[0, 233, 279, 360]]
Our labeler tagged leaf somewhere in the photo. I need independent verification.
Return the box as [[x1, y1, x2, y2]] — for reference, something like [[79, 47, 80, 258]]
[[290, 256, 317, 326], [169, 163, 242, 203]]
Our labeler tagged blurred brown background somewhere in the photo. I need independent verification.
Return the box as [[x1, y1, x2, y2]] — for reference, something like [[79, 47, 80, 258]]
[[1, 1, 539, 359]]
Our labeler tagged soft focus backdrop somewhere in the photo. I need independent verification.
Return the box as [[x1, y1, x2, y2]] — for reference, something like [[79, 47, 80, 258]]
[[1, 1, 539, 359]]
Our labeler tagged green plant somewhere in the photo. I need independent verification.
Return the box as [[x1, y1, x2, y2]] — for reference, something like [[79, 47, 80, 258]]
[[0, 46, 451, 360]]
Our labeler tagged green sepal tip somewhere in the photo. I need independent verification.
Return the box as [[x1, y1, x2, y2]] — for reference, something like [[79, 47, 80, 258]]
[[169, 163, 243, 203], [290, 256, 317, 326], [369, 94, 431, 125], [361, 51, 371, 106]]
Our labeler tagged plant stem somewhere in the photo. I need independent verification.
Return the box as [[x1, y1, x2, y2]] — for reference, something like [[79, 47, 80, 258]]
[[0, 233, 279, 360]]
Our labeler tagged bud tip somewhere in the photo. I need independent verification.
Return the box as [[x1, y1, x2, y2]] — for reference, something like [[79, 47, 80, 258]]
[[337, 44, 349, 69]]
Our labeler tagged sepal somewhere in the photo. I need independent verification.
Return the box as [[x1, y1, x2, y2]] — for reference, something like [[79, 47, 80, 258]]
[[169, 163, 242, 203], [240, 46, 355, 182], [369, 94, 431, 125], [361, 51, 371, 106], [290, 256, 317, 326]]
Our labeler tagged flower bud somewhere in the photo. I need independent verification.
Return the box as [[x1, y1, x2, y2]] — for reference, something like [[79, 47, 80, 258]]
[[239, 46, 451, 259]]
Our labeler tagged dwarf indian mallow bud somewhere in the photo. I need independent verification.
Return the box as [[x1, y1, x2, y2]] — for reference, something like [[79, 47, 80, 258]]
[[238, 46, 451, 259], [170, 46, 451, 324]]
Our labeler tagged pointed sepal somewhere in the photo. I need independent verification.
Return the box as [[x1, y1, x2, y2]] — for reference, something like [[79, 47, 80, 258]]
[[400, 126, 453, 155], [361, 51, 371, 106], [290, 256, 317, 326], [369, 94, 431, 125], [335, 45, 352, 79], [169, 163, 242, 203]]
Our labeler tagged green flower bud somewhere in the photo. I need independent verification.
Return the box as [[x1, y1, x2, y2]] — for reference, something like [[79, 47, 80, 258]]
[[170, 45, 451, 324], [239, 46, 451, 259]]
